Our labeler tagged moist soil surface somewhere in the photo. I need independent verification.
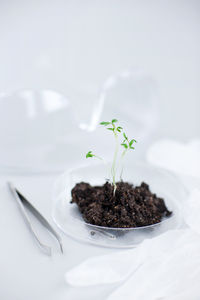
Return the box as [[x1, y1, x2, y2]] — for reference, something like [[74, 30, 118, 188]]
[[71, 181, 172, 228]]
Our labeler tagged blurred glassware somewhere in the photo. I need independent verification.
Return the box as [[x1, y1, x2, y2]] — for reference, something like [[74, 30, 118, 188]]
[[81, 68, 159, 160], [0, 69, 159, 174], [82, 68, 158, 137], [0, 89, 79, 174]]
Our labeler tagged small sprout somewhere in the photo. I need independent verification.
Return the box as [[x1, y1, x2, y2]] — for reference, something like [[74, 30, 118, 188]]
[[86, 151, 102, 160], [87, 119, 137, 194], [86, 151, 95, 158], [129, 140, 134, 147], [123, 132, 128, 141], [117, 126, 123, 132], [129, 139, 137, 150], [121, 135, 137, 152], [100, 121, 110, 126], [121, 143, 128, 149], [120, 133, 137, 179], [100, 119, 122, 192]]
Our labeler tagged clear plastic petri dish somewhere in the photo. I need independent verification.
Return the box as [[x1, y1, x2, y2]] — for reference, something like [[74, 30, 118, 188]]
[[52, 161, 185, 248]]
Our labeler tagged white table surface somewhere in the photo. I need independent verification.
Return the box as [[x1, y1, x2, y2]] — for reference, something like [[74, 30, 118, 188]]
[[0, 173, 120, 300]]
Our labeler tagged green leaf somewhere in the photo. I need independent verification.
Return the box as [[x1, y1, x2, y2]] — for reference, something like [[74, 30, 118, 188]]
[[117, 126, 123, 132], [130, 146, 135, 150], [107, 127, 114, 131], [111, 119, 118, 123], [121, 143, 128, 149], [100, 121, 110, 126], [123, 132, 128, 140], [86, 151, 94, 158], [129, 139, 135, 147]]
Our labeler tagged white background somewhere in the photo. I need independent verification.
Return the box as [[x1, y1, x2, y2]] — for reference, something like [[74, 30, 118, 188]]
[[0, 1, 199, 299], [0, 0, 199, 139]]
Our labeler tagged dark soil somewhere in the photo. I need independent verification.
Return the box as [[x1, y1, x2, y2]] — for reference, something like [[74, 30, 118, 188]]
[[70, 181, 172, 228]]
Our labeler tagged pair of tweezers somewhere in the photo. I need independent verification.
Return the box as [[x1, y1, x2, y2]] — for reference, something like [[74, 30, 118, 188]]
[[8, 182, 63, 256]]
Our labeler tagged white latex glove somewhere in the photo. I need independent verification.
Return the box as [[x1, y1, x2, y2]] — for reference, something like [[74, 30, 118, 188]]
[[183, 189, 200, 235], [65, 227, 200, 299], [108, 229, 200, 300], [147, 139, 200, 190], [65, 248, 140, 286], [65, 229, 186, 287]]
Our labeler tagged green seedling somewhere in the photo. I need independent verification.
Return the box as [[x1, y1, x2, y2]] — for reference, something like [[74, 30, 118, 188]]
[[86, 119, 137, 194], [86, 151, 102, 160], [100, 119, 122, 193], [120, 132, 137, 179]]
